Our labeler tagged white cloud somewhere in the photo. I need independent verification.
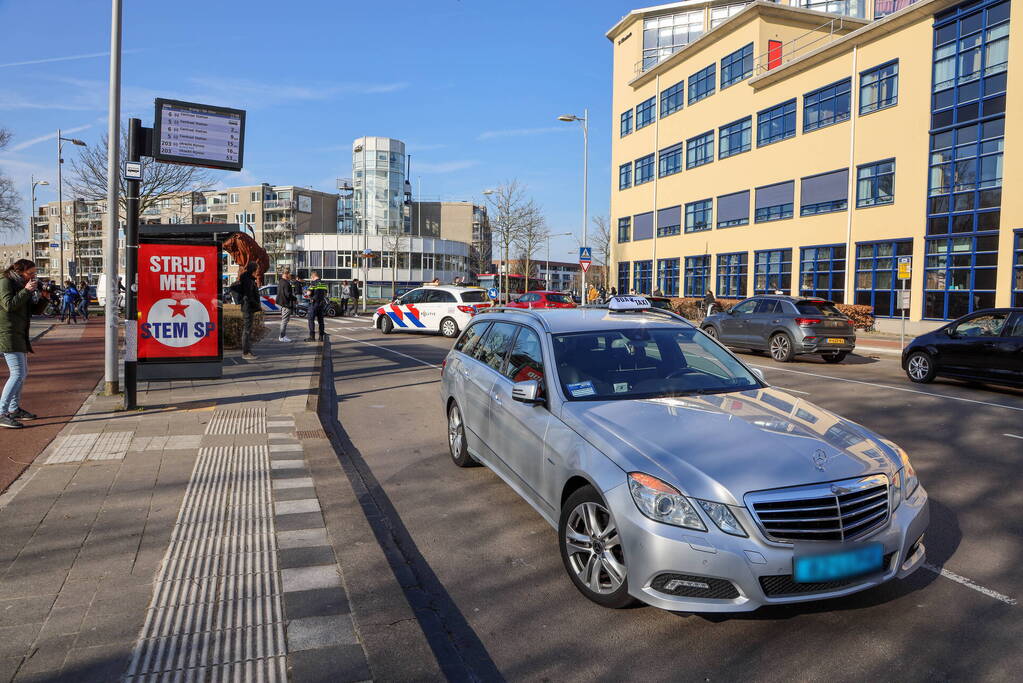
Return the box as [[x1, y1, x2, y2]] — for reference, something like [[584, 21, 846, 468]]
[[477, 126, 572, 141], [414, 160, 479, 174], [8, 124, 93, 152]]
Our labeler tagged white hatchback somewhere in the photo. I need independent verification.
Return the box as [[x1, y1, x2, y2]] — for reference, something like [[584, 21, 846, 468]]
[[374, 286, 491, 338]]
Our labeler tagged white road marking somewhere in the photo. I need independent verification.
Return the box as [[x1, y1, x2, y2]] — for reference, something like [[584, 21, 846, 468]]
[[1003, 433, 1023, 440], [776, 387, 811, 395], [753, 364, 1023, 413], [923, 563, 1018, 606], [332, 334, 441, 369]]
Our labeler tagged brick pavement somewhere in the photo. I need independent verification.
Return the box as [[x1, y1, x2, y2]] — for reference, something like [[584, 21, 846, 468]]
[[0, 336, 372, 682]]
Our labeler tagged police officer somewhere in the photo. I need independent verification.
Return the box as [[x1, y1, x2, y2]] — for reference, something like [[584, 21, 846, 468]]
[[304, 271, 329, 342]]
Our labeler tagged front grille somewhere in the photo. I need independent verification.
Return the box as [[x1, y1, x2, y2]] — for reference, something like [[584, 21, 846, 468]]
[[746, 475, 890, 543], [759, 553, 895, 597], [650, 573, 739, 600]]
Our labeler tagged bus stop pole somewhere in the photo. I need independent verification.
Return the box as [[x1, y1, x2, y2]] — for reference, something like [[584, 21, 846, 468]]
[[124, 117, 141, 410]]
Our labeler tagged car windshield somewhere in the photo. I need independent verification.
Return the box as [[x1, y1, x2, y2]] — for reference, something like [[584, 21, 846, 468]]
[[795, 301, 844, 317], [460, 290, 487, 303], [546, 293, 573, 304], [551, 327, 760, 401]]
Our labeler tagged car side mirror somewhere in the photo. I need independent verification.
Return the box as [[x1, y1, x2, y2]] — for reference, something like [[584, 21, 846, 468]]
[[751, 368, 766, 383], [945, 327, 957, 338], [511, 380, 543, 404]]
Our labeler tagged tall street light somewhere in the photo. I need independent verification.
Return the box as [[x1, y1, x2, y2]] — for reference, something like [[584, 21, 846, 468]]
[[558, 110, 588, 299], [56, 129, 86, 284], [30, 177, 49, 272], [546, 231, 574, 291]]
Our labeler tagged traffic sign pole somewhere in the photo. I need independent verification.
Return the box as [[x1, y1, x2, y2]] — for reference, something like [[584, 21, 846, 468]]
[[897, 256, 912, 351], [124, 118, 143, 410]]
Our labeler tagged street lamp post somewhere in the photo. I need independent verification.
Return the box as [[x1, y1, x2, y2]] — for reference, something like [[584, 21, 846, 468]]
[[558, 110, 589, 300], [545, 231, 573, 291], [30, 176, 49, 272], [56, 129, 86, 284]]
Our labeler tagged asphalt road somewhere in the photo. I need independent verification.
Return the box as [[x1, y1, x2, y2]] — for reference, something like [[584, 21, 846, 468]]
[[322, 315, 1022, 682]]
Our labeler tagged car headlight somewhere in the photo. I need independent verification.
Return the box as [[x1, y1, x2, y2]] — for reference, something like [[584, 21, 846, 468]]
[[628, 473, 706, 531], [696, 500, 747, 537], [889, 446, 920, 510]]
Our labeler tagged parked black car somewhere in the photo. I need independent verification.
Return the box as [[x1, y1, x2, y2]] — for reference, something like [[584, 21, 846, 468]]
[[902, 308, 1023, 387]]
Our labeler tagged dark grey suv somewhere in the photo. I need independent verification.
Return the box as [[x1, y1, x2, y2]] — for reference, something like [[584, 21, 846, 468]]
[[701, 296, 856, 363]]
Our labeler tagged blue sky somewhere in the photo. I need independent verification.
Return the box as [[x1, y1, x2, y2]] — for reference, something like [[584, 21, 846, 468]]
[[0, 0, 638, 259]]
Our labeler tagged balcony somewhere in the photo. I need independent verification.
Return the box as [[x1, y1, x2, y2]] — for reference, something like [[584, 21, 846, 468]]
[[32, 216, 49, 225], [32, 232, 49, 241], [194, 205, 228, 214], [142, 208, 161, 216], [264, 200, 295, 210], [263, 221, 295, 233]]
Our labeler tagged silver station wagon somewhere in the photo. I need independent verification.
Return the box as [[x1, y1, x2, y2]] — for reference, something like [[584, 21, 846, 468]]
[[439, 297, 929, 612]]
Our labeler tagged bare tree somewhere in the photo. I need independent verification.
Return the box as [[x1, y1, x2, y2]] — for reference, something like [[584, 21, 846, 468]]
[[513, 211, 548, 294], [67, 128, 215, 217], [0, 128, 21, 234], [590, 215, 611, 288], [383, 229, 409, 299], [483, 180, 543, 301]]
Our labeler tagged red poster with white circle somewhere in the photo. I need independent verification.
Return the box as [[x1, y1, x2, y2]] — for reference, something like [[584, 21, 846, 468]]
[[138, 242, 220, 360]]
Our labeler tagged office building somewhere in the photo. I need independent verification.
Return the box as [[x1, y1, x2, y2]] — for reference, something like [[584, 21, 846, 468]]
[[608, 0, 1019, 333], [411, 201, 493, 274]]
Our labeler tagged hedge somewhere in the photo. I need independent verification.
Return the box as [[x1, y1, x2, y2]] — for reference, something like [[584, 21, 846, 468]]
[[221, 304, 268, 349], [668, 297, 875, 330]]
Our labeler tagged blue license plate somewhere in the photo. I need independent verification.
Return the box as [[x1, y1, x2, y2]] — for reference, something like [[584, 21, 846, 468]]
[[793, 543, 884, 583]]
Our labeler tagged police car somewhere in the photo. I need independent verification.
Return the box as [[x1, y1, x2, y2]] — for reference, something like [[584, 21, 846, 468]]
[[374, 286, 491, 338]]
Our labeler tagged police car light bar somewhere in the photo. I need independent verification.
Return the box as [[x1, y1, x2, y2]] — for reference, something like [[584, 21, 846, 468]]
[[607, 295, 651, 312]]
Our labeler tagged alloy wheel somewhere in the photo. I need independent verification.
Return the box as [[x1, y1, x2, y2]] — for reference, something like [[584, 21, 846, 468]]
[[908, 354, 930, 380], [770, 334, 790, 361], [563, 502, 626, 595], [448, 405, 464, 456]]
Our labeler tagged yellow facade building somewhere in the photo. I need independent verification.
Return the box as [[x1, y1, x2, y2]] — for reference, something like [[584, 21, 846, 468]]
[[607, 0, 1019, 332]]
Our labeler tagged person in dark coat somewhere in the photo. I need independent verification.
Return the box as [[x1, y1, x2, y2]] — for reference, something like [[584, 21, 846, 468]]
[[276, 269, 297, 343], [703, 289, 716, 316], [0, 259, 50, 428], [230, 261, 261, 360], [304, 272, 329, 342]]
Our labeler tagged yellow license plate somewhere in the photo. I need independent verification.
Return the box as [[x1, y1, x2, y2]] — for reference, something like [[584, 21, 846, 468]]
[[826, 337, 846, 344]]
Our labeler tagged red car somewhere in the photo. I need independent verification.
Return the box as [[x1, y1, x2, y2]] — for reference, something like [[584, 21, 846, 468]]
[[506, 291, 577, 309]]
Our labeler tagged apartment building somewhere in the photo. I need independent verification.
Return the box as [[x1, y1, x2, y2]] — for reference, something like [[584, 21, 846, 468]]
[[0, 242, 32, 266], [608, 0, 1019, 333], [410, 201, 493, 274]]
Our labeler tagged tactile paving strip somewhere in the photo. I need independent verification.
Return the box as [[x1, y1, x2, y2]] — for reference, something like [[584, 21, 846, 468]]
[[44, 431, 135, 464], [204, 408, 267, 435], [125, 445, 286, 681]]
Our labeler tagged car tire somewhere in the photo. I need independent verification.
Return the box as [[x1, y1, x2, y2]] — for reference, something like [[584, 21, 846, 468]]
[[769, 332, 795, 362], [702, 325, 718, 339], [447, 402, 477, 467], [905, 351, 936, 383], [325, 304, 337, 317], [440, 317, 459, 338], [380, 315, 394, 334], [822, 351, 848, 363], [558, 485, 635, 609]]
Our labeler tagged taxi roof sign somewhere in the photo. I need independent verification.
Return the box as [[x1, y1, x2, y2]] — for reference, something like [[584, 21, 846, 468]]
[[608, 295, 651, 311]]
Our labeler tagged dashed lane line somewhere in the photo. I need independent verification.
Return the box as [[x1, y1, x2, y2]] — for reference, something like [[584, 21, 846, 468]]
[[922, 563, 1018, 606], [1004, 433, 1023, 440], [753, 364, 1023, 413]]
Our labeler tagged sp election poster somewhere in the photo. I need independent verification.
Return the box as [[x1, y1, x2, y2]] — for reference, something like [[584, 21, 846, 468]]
[[138, 242, 221, 361]]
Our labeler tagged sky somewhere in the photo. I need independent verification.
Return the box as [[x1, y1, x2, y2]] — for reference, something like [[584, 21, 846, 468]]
[[0, 0, 640, 260]]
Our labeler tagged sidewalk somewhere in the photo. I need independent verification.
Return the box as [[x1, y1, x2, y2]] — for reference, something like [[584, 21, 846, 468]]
[[0, 336, 375, 682]]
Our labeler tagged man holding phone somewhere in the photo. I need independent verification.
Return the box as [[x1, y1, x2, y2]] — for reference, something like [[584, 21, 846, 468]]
[[0, 259, 50, 428]]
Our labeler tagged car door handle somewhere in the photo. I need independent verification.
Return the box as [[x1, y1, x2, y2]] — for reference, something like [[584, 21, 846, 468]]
[[492, 394, 503, 406]]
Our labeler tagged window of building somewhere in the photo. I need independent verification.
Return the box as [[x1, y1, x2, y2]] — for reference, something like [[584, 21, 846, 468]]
[[857, 159, 896, 207], [617, 217, 631, 243], [636, 97, 656, 129], [804, 79, 851, 132], [874, 0, 916, 18], [717, 252, 748, 297], [250, 191, 260, 202], [659, 143, 683, 177], [800, 169, 849, 216], [860, 61, 899, 114], [754, 181, 794, 222], [635, 154, 655, 185], [719, 116, 751, 158], [758, 99, 797, 146], [801, 0, 867, 17], [684, 199, 713, 233], [658, 258, 681, 296], [633, 211, 654, 241], [924, 233, 999, 319], [754, 249, 792, 294], [642, 10, 704, 71], [710, 3, 747, 28], [688, 64, 716, 104], [721, 43, 754, 88], [633, 260, 653, 294], [618, 262, 631, 293], [799, 245, 847, 302], [661, 81, 684, 117], [619, 162, 632, 190], [657, 205, 682, 237], [1014, 231, 1023, 306], [855, 240, 913, 316], [686, 131, 714, 169], [620, 109, 633, 137], [717, 190, 749, 228], [927, 117, 1003, 236], [229, 193, 239, 204], [683, 255, 710, 297]]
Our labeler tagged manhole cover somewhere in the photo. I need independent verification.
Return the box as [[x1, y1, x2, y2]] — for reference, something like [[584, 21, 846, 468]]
[[296, 429, 327, 440]]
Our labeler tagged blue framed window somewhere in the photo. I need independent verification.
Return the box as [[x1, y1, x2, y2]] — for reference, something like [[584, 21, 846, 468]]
[[661, 81, 684, 117], [633, 260, 653, 294], [857, 159, 895, 207], [686, 131, 714, 169], [658, 258, 681, 296], [799, 245, 847, 302], [927, 119, 1003, 234], [618, 262, 630, 293], [1014, 230, 1023, 307], [659, 143, 683, 177], [620, 109, 633, 137], [657, 206, 681, 237], [854, 240, 913, 317], [684, 199, 712, 233], [758, 99, 797, 146], [636, 97, 656, 129], [618, 162, 632, 190], [721, 43, 754, 88], [635, 154, 655, 185], [924, 234, 999, 319], [860, 61, 899, 114], [617, 217, 631, 243], [754, 249, 792, 294], [800, 169, 849, 216], [717, 252, 747, 298], [803, 79, 851, 132], [684, 255, 710, 297], [688, 64, 716, 104], [754, 181, 794, 223], [719, 116, 751, 158]]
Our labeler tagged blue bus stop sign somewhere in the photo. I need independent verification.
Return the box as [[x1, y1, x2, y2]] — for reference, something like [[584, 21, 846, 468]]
[[487, 287, 500, 300]]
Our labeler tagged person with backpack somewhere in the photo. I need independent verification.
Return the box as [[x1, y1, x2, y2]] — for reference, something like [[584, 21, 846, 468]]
[[305, 272, 329, 341], [0, 259, 50, 428]]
